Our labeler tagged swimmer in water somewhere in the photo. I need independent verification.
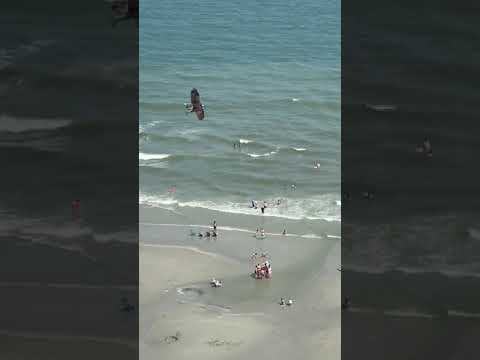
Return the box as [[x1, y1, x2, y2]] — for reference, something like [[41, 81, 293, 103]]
[[282, 229, 286, 235]]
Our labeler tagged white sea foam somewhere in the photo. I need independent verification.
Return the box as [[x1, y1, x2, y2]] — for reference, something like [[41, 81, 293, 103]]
[[239, 138, 253, 144], [365, 104, 397, 112], [139, 193, 341, 222], [292, 147, 307, 151], [139, 152, 170, 160], [0, 114, 72, 133], [140, 222, 326, 239], [383, 309, 434, 319], [0, 213, 136, 250], [247, 150, 278, 158], [448, 310, 480, 319], [467, 227, 480, 240]]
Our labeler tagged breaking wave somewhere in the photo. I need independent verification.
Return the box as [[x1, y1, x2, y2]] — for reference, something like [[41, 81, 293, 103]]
[[139, 152, 171, 161], [0, 114, 72, 133], [139, 192, 340, 222]]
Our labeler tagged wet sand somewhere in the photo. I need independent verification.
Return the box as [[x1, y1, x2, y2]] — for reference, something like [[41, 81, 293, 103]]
[[0, 236, 138, 359], [140, 209, 340, 360]]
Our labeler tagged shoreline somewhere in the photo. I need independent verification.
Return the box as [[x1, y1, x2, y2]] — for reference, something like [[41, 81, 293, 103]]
[[140, 212, 340, 360]]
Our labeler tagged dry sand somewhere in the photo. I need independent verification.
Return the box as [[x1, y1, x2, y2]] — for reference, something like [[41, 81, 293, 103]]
[[140, 220, 341, 360]]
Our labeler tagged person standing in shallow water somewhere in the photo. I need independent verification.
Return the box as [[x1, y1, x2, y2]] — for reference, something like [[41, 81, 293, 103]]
[[260, 201, 267, 214], [213, 220, 217, 231]]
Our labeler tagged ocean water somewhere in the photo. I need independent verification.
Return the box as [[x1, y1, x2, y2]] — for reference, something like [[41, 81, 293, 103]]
[[1, 0, 138, 240], [140, 0, 341, 225], [341, 0, 480, 278]]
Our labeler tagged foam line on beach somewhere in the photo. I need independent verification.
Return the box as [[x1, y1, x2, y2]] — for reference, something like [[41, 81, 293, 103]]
[[0, 114, 72, 133], [447, 310, 480, 319], [139, 193, 341, 222], [383, 310, 434, 319], [0, 330, 137, 349], [347, 307, 480, 320], [140, 222, 332, 239], [342, 265, 480, 279], [0, 282, 136, 291]]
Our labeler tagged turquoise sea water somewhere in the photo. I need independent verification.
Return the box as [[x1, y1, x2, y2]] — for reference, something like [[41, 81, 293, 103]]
[[140, 0, 340, 224]]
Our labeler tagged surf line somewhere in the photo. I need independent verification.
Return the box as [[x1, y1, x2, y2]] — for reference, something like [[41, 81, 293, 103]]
[[0, 329, 137, 349], [139, 222, 327, 239]]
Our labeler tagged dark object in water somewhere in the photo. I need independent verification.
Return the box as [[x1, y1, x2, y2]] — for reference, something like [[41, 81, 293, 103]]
[[189, 88, 205, 120]]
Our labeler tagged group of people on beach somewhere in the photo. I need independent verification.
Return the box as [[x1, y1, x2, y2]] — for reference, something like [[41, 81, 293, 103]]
[[191, 220, 218, 238], [250, 199, 284, 214], [254, 260, 272, 279], [255, 228, 266, 238]]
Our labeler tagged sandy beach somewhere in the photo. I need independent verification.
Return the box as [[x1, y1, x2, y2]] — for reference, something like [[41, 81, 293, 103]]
[[0, 235, 138, 359], [140, 208, 340, 360]]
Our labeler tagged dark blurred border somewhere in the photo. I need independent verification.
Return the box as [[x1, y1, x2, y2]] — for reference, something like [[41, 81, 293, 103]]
[[0, 1, 138, 359], [342, 1, 480, 359]]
